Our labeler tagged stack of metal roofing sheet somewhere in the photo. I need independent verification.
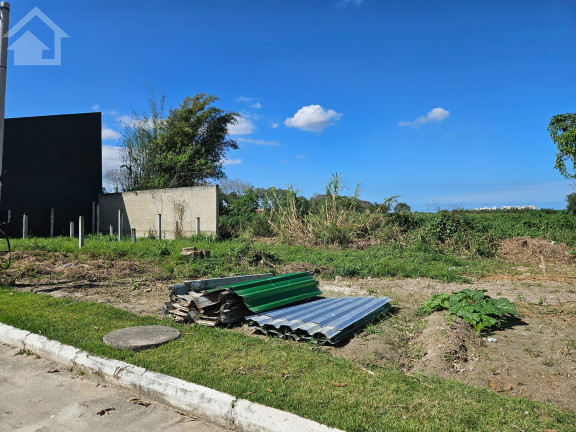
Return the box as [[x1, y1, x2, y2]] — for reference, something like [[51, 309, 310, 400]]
[[218, 272, 321, 324], [246, 296, 391, 345], [163, 272, 321, 326]]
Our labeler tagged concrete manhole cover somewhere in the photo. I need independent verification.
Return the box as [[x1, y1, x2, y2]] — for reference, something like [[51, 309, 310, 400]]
[[103, 325, 180, 351]]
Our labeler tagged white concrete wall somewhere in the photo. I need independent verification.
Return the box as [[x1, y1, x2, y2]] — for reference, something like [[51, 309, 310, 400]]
[[99, 186, 219, 238]]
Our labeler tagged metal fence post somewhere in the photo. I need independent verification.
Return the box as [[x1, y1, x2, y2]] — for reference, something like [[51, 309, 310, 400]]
[[196, 217, 200, 235], [91, 201, 96, 234], [78, 216, 84, 248], [131, 228, 136, 243], [69, 221, 74, 238], [96, 203, 100, 233], [118, 209, 123, 241], [158, 214, 162, 240], [50, 208, 54, 238], [22, 213, 28, 238]]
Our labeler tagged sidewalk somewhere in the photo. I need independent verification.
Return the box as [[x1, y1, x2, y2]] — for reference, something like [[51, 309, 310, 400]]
[[0, 343, 228, 432], [0, 323, 343, 432]]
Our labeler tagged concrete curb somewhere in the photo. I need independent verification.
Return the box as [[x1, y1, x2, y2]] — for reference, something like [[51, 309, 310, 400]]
[[0, 323, 343, 432]]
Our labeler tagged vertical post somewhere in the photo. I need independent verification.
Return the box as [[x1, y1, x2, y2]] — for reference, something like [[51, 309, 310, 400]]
[[78, 216, 84, 248], [157, 214, 162, 240], [131, 228, 136, 243], [118, 209, 123, 241], [22, 212, 28, 238], [96, 203, 100, 233], [69, 221, 74, 238], [0, 2, 10, 204], [196, 217, 200, 235], [91, 201, 96, 234], [50, 208, 54, 238], [109, 224, 113, 236]]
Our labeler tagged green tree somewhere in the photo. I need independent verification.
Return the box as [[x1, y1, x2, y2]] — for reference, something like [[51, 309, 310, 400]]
[[567, 192, 576, 215], [120, 90, 166, 191], [121, 92, 239, 190], [548, 113, 576, 178], [219, 178, 252, 195], [394, 202, 412, 213]]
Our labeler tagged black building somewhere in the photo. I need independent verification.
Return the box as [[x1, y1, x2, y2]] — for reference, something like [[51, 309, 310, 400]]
[[1, 112, 102, 237]]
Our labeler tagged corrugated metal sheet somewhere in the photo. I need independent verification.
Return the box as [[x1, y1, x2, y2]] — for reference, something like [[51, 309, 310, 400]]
[[246, 296, 391, 345], [164, 272, 322, 326], [219, 272, 321, 314]]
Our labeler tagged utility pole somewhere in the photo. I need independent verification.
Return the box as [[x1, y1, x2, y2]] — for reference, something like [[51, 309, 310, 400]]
[[0, 2, 10, 204]]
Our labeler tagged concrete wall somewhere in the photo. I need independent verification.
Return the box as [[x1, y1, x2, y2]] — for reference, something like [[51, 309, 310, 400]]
[[99, 186, 219, 238], [1, 113, 102, 237]]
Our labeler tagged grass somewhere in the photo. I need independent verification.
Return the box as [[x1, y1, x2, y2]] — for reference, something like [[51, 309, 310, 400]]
[[9, 235, 511, 282], [1, 288, 575, 431]]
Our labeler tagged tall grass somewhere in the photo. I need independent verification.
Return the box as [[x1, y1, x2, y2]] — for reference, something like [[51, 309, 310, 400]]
[[268, 173, 398, 246]]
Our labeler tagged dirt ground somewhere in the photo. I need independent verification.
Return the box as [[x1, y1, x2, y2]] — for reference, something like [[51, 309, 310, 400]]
[[2, 237, 576, 413]]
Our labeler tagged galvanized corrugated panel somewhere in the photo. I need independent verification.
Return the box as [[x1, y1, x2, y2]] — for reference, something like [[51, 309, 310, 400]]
[[220, 272, 322, 314], [247, 296, 391, 344]]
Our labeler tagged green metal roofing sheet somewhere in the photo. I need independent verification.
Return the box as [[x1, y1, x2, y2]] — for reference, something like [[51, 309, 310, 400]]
[[220, 272, 321, 314]]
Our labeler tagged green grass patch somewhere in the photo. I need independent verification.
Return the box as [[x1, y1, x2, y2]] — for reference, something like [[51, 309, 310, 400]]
[[0, 288, 574, 431], [10, 236, 509, 282]]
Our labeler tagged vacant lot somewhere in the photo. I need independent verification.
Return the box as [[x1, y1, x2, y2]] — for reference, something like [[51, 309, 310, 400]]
[[3, 235, 575, 416]]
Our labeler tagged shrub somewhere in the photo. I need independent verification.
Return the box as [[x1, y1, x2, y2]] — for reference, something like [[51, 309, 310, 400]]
[[567, 192, 576, 215], [420, 289, 517, 333], [424, 210, 475, 244]]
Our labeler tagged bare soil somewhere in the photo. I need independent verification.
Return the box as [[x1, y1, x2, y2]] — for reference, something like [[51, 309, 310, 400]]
[[498, 236, 576, 265], [2, 238, 576, 413]]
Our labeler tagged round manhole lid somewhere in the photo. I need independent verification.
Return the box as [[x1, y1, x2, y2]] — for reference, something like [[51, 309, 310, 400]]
[[103, 325, 180, 351]]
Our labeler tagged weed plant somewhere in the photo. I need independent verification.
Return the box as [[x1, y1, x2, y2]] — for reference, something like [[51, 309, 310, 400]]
[[421, 289, 517, 333]]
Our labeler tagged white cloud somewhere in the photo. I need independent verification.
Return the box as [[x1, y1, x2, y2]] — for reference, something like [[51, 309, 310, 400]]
[[116, 115, 133, 125], [222, 158, 242, 166], [237, 96, 262, 109], [236, 137, 280, 146], [228, 115, 255, 135], [398, 107, 450, 128], [102, 145, 122, 172], [116, 115, 159, 129], [271, 122, 279, 129], [102, 128, 121, 140], [109, 110, 118, 115], [92, 104, 100, 111], [296, 154, 306, 159], [284, 104, 343, 133]]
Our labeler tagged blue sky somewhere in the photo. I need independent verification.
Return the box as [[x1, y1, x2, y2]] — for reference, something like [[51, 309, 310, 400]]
[[5, 0, 576, 210]]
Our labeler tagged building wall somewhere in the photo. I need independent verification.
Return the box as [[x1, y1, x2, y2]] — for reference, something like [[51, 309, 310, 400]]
[[1, 113, 102, 237], [99, 186, 219, 238]]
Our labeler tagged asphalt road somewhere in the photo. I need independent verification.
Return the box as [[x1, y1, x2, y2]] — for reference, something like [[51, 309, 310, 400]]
[[0, 343, 230, 432]]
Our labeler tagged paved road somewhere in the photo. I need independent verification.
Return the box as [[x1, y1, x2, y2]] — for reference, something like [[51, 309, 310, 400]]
[[0, 343, 230, 432]]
